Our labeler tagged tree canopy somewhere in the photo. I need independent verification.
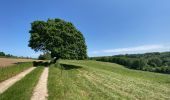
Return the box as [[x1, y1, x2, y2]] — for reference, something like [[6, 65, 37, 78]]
[[29, 18, 87, 60], [0, 52, 5, 56]]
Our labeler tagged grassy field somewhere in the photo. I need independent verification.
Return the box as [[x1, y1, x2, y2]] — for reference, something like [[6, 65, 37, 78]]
[[0, 67, 43, 100], [48, 60, 170, 100], [0, 62, 33, 82]]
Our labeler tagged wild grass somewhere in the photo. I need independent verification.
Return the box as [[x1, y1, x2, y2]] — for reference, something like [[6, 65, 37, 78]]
[[0, 62, 33, 82], [48, 60, 170, 100], [0, 67, 44, 100]]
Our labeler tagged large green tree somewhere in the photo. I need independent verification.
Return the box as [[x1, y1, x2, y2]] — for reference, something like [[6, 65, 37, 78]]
[[28, 18, 87, 60]]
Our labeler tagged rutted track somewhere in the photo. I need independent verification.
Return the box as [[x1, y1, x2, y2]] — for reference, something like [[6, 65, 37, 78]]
[[0, 67, 36, 94], [31, 67, 49, 100]]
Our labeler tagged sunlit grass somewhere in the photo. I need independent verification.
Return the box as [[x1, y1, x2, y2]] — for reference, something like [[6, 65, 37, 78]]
[[0, 62, 33, 82], [0, 67, 44, 100], [48, 60, 170, 100]]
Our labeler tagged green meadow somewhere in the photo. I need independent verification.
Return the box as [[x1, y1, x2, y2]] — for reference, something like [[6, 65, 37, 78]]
[[48, 60, 170, 100]]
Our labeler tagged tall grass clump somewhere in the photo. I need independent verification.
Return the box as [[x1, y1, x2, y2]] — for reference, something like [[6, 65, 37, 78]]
[[0, 62, 33, 82]]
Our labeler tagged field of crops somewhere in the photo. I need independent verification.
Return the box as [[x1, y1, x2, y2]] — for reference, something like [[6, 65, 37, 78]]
[[0, 59, 170, 100], [0, 58, 39, 67]]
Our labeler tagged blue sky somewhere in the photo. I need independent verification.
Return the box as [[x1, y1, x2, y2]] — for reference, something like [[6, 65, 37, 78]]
[[0, 0, 170, 57]]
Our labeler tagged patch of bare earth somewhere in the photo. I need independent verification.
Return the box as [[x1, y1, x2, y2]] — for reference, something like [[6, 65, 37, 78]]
[[31, 67, 49, 100], [0, 67, 36, 94], [0, 58, 40, 67]]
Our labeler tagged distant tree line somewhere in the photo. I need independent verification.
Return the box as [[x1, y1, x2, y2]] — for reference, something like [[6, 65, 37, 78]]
[[0, 51, 16, 58], [0, 51, 33, 59], [90, 52, 170, 74]]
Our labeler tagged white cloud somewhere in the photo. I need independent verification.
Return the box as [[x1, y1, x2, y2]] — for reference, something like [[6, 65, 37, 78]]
[[90, 44, 170, 55], [103, 45, 164, 53]]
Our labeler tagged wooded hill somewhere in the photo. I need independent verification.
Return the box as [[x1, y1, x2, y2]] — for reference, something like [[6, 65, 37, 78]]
[[90, 52, 170, 74]]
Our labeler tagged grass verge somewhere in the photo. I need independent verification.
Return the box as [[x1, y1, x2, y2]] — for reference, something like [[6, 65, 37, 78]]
[[0, 62, 33, 82], [0, 67, 44, 100]]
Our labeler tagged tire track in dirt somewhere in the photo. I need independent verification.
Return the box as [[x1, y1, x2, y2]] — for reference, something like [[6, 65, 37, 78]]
[[0, 67, 36, 94], [31, 67, 49, 100]]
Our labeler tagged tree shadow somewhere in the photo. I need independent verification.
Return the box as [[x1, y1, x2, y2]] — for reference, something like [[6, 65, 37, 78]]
[[60, 64, 82, 70], [14, 62, 27, 65], [33, 61, 51, 67]]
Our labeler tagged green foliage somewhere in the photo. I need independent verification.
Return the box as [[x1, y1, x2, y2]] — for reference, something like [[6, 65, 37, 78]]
[[90, 52, 170, 74], [0, 51, 17, 58], [29, 18, 87, 60], [148, 57, 162, 67], [38, 52, 51, 60], [0, 62, 32, 82], [131, 59, 146, 70], [0, 52, 5, 56]]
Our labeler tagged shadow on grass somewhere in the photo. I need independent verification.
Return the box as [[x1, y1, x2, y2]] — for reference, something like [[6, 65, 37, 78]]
[[60, 64, 82, 70], [14, 62, 28, 65], [33, 61, 51, 67]]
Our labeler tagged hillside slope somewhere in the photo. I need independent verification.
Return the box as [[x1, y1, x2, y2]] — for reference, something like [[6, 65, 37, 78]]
[[48, 60, 170, 100]]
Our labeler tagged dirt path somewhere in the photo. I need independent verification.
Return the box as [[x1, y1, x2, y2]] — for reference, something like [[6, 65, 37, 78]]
[[31, 67, 49, 100], [0, 67, 36, 94]]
